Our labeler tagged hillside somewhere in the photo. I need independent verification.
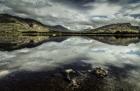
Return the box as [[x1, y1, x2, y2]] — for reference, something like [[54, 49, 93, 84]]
[[87, 23, 140, 34], [0, 14, 140, 50], [0, 14, 67, 51]]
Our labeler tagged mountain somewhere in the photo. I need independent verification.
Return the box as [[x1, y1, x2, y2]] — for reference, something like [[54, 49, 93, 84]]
[[47, 25, 71, 32], [0, 14, 69, 51], [87, 23, 140, 34], [0, 14, 140, 51], [0, 14, 68, 32]]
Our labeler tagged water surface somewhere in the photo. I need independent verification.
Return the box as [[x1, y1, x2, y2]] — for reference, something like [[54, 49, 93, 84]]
[[0, 36, 140, 91]]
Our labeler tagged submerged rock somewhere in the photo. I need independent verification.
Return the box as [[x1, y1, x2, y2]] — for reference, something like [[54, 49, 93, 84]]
[[65, 69, 77, 81], [63, 69, 86, 89], [63, 67, 108, 90], [91, 67, 108, 78]]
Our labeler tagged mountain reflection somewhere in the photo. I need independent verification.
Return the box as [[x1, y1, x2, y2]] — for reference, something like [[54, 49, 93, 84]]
[[88, 36, 140, 46], [0, 34, 140, 51], [0, 36, 140, 91], [0, 34, 68, 51]]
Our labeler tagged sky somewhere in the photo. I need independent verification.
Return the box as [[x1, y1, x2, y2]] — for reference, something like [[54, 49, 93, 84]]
[[0, 0, 140, 30]]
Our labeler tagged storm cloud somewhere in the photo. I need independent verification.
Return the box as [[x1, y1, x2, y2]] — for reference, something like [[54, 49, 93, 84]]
[[0, 0, 140, 30]]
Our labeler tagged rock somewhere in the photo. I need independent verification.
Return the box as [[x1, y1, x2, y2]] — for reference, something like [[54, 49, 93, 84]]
[[92, 67, 108, 78], [64, 69, 87, 89], [64, 69, 77, 81], [62, 67, 109, 90]]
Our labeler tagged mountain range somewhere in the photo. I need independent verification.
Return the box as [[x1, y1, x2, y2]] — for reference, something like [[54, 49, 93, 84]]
[[0, 14, 140, 51], [0, 14, 140, 34]]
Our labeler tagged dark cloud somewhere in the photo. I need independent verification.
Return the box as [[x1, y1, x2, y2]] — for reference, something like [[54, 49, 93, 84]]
[[0, 0, 52, 8], [52, 0, 95, 9], [128, 0, 140, 3], [108, 0, 121, 3], [53, 0, 95, 5], [0, 0, 140, 30], [130, 14, 140, 18]]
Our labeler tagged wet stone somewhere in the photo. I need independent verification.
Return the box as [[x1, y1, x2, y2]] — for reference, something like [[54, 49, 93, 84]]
[[91, 67, 108, 78], [63, 67, 108, 90]]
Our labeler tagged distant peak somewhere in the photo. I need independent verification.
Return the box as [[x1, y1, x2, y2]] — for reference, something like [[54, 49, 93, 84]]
[[102, 23, 132, 28]]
